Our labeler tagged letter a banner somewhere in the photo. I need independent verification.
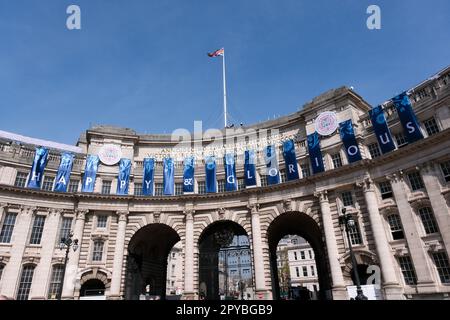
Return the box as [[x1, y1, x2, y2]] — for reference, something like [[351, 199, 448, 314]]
[[307, 132, 324, 174], [142, 158, 155, 196], [54, 152, 74, 192], [224, 153, 238, 191], [392, 92, 424, 144], [282, 139, 299, 181], [205, 156, 217, 193], [163, 158, 175, 195], [244, 150, 257, 187], [369, 105, 396, 154], [117, 158, 131, 195], [27, 147, 49, 189], [183, 156, 195, 193], [81, 155, 99, 192], [264, 145, 280, 185], [339, 119, 362, 163]]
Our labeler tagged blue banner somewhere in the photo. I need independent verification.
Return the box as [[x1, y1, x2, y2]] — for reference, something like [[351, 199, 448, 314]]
[[307, 132, 325, 174], [163, 158, 175, 195], [54, 152, 74, 192], [142, 158, 155, 196], [264, 145, 280, 185], [27, 147, 49, 189], [244, 150, 257, 187], [117, 158, 131, 195], [205, 156, 217, 193], [282, 140, 299, 181], [369, 106, 396, 154], [81, 155, 99, 192], [224, 153, 238, 191], [392, 92, 424, 143], [339, 120, 362, 163], [183, 156, 195, 193]]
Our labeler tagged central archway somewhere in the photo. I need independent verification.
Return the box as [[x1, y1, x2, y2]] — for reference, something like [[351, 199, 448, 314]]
[[267, 212, 331, 300], [125, 223, 180, 300]]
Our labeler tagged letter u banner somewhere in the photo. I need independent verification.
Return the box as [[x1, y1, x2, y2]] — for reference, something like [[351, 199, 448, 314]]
[[81, 155, 99, 192], [244, 150, 257, 187], [339, 119, 362, 163], [163, 158, 175, 195], [224, 153, 237, 191], [307, 132, 324, 174], [142, 158, 155, 196], [282, 139, 299, 181], [54, 152, 74, 192], [183, 156, 195, 193], [27, 147, 49, 189], [205, 156, 217, 193], [117, 158, 131, 195], [392, 92, 424, 144], [369, 105, 396, 154], [264, 145, 280, 185]]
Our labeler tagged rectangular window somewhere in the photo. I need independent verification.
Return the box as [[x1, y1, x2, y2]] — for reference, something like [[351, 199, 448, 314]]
[[197, 181, 206, 194], [279, 170, 286, 183], [408, 172, 425, 191], [41, 176, 54, 191], [0, 213, 17, 243], [387, 214, 404, 240], [418, 207, 439, 234], [92, 241, 104, 261], [301, 164, 310, 178], [29, 215, 46, 245], [14, 172, 28, 188], [424, 117, 440, 136], [398, 256, 417, 285], [260, 175, 268, 187], [237, 178, 245, 191], [300, 251, 305, 260], [293, 251, 298, 260], [379, 181, 393, 200], [295, 267, 300, 277], [348, 222, 363, 245], [440, 161, 450, 183], [68, 179, 79, 193], [16, 265, 35, 300], [310, 266, 315, 276], [309, 250, 312, 259], [101, 181, 112, 194], [303, 266, 308, 277], [368, 143, 381, 159], [134, 183, 143, 196], [217, 180, 225, 193], [97, 215, 107, 229], [175, 183, 183, 195], [341, 191, 354, 207], [154, 183, 163, 196], [331, 153, 343, 168], [47, 265, 64, 299], [395, 133, 408, 148], [59, 217, 72, 243], [432, 252, 450, 284], [0, 264, 3, 281]]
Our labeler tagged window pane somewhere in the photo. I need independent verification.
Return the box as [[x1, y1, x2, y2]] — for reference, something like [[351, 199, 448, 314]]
[[260, 175, 268, 187], [175, 183, 183, 195], [301, 164, 310, 178], [0, 213, 17, 243], [154, 183, 163, 196], [101, 181, 111, 194], [432, 252, 450, 284], [59, 217, 72, 243], [217, 180, 225, 193], [348, 221, 362, 245], [408, 172, 424, 191], [14, 172, 28, 188], [379, 181, 393, 199], [395, 133, 408, 148], [134, 183, 143, 196], [97, 215, 107, 228], [16, 265, 35, 300], [440, 161, 450, 182], [424, 117, 440, 136], [341, 191, 354, 206], [418, 207, 439, 234], [92, 241, 104, 261], [42, 176, 54, 191], [387, 214, 404, 240], [332, 153, 342, 168], [398, 256, 417, 285], [368, 143, 381, 159], [47, 265, 64, 299], [29, 215, 46, 245], [68, 180, 79, 193], [197, 181, 206, 194]]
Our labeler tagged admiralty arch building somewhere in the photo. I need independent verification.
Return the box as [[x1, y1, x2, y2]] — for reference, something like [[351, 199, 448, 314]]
[[0, 66, 449, 301]]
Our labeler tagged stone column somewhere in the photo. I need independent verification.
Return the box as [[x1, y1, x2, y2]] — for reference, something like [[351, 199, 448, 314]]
[[358, 176, 404, 300], [0, 203, 7, 225], [314, 190, 347, 300], [0, 206, 35, 298], [109, 211, 128, 299], [183, 209, 195, 299], [30, 209, 61, 299], [420, 162, 450, 260], [61, 209, 87, 299], [387, 173, 436, 292], [249, 203, 267, 295]]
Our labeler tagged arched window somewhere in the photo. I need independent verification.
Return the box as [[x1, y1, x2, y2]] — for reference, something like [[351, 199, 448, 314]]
[[92, 240, 104, 261], [418, 207, 439, 234], [16, 265, 36, 300], [47, 264, 64, 299], [387, 214, 404, 240]]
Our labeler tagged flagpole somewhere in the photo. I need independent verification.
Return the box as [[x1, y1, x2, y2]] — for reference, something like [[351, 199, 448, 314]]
[[222, 49, 228, 128]]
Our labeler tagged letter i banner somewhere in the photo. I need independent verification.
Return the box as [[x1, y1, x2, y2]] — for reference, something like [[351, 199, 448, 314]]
[[183, 156, 195, 193], [264, 145, 280, 185], [282, 139, 299, 181], [307, 132, 324, 174], [117, 158, 131, 195], [368, 106, 396, 154], [27, 147, 49, 189], [163, 158, 175, 195], [142, 158, 155, 196], [244, 150, 257, 187], [224, 153, 238, 191], [392, 92, 424, 144], [339, 119, 362, 163], [205, 156, 217, 193], [81, 155, 99, 192], [54, 152, 74, 192]]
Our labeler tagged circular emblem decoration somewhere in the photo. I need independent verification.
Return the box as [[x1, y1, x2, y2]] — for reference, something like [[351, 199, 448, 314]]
[[98, 144, 122, 166], [315, 111, 338, 136]]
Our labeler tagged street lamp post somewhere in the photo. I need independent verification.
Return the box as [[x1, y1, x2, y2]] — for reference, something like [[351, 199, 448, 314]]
[[339, 208, 368, 301], [56, 231, 79, 300]]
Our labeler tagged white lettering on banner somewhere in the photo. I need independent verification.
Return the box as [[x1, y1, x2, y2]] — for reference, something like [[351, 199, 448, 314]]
[[184, 178, 193, 186], [379, 133, 391, 145], [366, 5, 381, 30], [66, 5, 81, 30], [227, 175, 235, 184], [58, 176, 67, 185], [348, 145, 359, 156], [268, 168, 278, 177], [85, 177, 92, 186], [406, 122, 416, 133], [314, 157, 320, 167], [145, 180, 152, 188], [120, 181, 126, 189], [31, 172, 40, 181], [246, 170, 253, 179], [288, 164, 296, 173]]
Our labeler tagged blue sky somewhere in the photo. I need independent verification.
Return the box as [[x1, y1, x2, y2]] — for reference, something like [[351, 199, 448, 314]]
[[0, 0, 449, 145]]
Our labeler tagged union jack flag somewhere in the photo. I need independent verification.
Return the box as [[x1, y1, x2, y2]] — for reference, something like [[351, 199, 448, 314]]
[[207, 48, 224, 57]]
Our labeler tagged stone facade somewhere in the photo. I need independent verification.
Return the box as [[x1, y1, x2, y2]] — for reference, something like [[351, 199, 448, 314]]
[[0, 66, 449, 300]]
